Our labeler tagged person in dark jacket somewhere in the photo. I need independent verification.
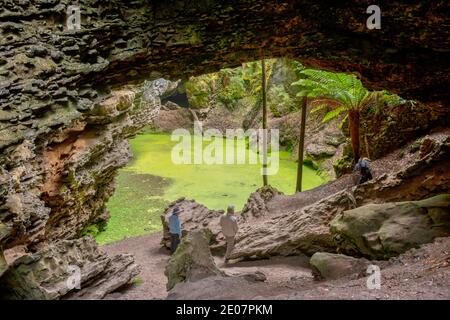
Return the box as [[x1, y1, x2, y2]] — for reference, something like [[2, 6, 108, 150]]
[[169, 207, 182, 254], [354, 157, 373, 185]]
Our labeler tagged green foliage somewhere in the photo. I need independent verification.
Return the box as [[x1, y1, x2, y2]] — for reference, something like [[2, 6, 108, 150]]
[[292, 69, 371, 112], [292, 69, 411, 120], [268, 85, 297, 117], [185, 73, 217, 108], [130, 277, 144, 286], [81, 224, 100, 237], [185, 59, 280, 111], [217, 69, 245, 109], [322, 105, 348, 123], [98, 133, 326, 244]]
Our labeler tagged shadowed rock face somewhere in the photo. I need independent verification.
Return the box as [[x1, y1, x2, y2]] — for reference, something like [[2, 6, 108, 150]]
[[0, 236, 140, 300], [0, 0, 449, 298]]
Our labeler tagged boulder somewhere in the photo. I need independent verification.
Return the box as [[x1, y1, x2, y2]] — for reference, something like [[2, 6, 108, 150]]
[[0, 237, 140, 300], [165, 229, 225, 291], [309, 252, 370, 280], [161, 199, 225, 252], [330, 194, 450, 259], [231, 190, 351, 259], [0, 223, 10, 278], [240, 186, 283, 221]]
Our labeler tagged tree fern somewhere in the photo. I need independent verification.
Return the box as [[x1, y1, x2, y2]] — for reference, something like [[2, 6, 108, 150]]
[[322, 105, 348, 123]]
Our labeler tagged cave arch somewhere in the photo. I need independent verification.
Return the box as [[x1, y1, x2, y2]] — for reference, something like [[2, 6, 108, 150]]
[[0, 0, 449, 274]]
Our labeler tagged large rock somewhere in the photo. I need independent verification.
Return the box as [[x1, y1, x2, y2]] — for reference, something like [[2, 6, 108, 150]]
[[240, 186, 283, 221], [0, 249, 6, 278], [165, 229, 224, 291], [0, 237, 140, 300], [330, 194, 450, 259], [309, 252, 371, 280], [0, 223, 10, 277], [161, 199, 226, 253], [231, 191, 350, 259]]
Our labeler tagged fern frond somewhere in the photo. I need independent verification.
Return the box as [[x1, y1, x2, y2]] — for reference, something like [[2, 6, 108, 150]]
[[322, 105, 347, 123]]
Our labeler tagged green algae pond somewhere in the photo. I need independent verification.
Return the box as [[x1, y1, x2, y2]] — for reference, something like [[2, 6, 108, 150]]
[[96, 132, 326, 244]]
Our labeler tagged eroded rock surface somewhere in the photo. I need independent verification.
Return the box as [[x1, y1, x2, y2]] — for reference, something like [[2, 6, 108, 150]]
[[331, 195, 450, 259], [0, 237, 140, 300], [309, 252, 371, 280]]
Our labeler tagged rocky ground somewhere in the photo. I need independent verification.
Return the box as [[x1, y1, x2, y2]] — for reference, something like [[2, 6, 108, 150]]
[[102, 232, 449, 300]]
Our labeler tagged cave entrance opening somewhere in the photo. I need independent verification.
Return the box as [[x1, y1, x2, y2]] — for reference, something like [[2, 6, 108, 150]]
[[93, 58, 329, 245]]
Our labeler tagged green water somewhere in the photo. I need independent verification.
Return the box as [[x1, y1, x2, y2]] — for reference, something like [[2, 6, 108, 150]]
[[96, 132, 326, 244]]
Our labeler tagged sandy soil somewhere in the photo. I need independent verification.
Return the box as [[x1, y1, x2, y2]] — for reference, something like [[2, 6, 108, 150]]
[[102, 232, 314, 300]]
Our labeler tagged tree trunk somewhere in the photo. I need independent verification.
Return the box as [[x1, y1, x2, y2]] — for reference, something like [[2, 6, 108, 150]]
[[348, 109, 360, 162], [261, 58, 268, 186], [296, 96, 307, 192]]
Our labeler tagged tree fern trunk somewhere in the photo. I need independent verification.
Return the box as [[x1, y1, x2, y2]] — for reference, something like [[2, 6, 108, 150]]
[[261, 58, 268, 186], [349, 109, 360, 162], [296, 96, 307, 192]]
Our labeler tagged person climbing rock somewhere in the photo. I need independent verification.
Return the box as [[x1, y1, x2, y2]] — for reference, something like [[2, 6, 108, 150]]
[[353, 157, 373, 185], [169, 207, 182, 254], [219, 205, 239, 264]]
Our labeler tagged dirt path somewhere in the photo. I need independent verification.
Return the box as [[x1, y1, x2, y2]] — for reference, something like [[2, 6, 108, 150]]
[[102, 232, 315, 300], [102, 233, 169, 300], [103, 234, 450, 300]]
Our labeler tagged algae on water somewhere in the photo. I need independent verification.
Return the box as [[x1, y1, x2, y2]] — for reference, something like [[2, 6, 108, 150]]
[[99, 133, 326, 244]]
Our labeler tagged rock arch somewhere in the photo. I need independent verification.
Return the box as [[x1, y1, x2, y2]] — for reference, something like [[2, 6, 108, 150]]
[[0, 0, 448, 298]]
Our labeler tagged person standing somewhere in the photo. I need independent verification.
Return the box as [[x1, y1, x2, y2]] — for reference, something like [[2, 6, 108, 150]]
[[169, 207, 182, 254], [219, 205, 239, 264]]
